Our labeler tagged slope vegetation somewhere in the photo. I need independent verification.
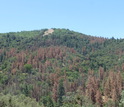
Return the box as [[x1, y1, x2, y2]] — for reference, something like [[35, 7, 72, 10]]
[[0, 28, 124, 107]]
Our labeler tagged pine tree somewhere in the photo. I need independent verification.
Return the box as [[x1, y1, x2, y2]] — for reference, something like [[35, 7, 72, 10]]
[[58, 79, 65, 106]]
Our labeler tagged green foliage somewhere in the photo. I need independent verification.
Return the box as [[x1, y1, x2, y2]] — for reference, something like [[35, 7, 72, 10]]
[[24, 64, 32, 73], [62, 92, 95, 107], [41, 96, 54, 107], [58, 79, 65, 106], [119, 91, 124, 107], [20, 84, 32, 97], [0, 73, 8, 84], [0, 93, 42, 107]]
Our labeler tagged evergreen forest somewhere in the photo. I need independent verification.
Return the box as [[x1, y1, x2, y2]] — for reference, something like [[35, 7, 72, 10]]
[[0, 28, 124, 107]]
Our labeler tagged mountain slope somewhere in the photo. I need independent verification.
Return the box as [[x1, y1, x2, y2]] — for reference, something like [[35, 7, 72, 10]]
[[0, 28, 124, 107]]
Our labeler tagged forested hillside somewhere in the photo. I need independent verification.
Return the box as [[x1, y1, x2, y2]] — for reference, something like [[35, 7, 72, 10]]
[[0, 28, 124, 107]]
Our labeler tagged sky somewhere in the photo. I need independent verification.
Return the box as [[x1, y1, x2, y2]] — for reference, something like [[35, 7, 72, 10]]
[[0, 0, 124, 39]]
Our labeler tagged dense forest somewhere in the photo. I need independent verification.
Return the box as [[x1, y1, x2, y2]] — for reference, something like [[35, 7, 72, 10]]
[[0, 28, 124, 107]]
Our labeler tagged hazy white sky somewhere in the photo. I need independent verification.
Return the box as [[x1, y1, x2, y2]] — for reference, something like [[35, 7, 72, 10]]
[[0, 0, 124, 38]]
